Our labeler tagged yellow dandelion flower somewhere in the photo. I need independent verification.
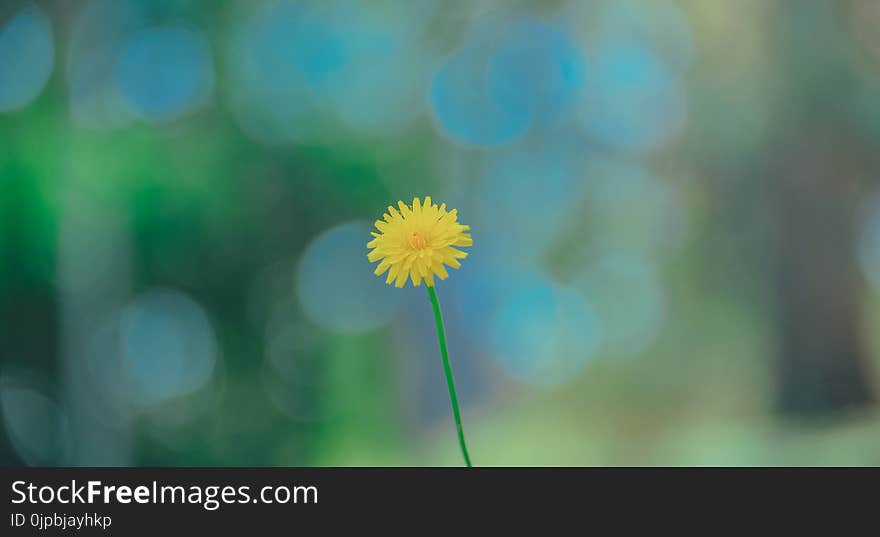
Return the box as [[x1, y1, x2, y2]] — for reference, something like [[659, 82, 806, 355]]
[[366, 196, 474, 465], [366, 196, 473, 288]]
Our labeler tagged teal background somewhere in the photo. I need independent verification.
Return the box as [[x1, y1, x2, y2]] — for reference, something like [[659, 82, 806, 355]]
[[3, 0, 880, 466]]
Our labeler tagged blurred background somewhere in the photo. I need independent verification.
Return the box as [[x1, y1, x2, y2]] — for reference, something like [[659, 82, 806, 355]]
[[2, 0, 880, 466]]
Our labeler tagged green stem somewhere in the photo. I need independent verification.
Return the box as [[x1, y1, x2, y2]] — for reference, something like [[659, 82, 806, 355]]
[[426, 285, 473, 467]]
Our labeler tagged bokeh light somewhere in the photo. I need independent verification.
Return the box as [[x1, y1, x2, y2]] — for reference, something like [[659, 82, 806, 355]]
[[581, 42, 686, 152], [229, 1, 431, 144], [0, 378, 67, 465], [116, 25, 213, 121], [226, 1, 316, 145], [430, 42, 530, 146], [490, 279, 602, 387], [120, 289, 217, 406], [430, 17, 586, 146], [452, 253, 537, 352], [0, 5, 53, 112], [475, 142, 587, 262], [488, 19, 587, 129], [574, 0, 692, 152], [314, 1, 433, 136], [297, 222, 403, 333]]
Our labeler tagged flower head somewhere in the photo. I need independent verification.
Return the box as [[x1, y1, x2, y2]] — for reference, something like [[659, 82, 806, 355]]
[[367, 197, 473, 288]]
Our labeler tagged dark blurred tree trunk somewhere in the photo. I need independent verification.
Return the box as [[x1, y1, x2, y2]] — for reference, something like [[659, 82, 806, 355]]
[[767, 1, 876, 417], [769, 129, 874, 417]]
